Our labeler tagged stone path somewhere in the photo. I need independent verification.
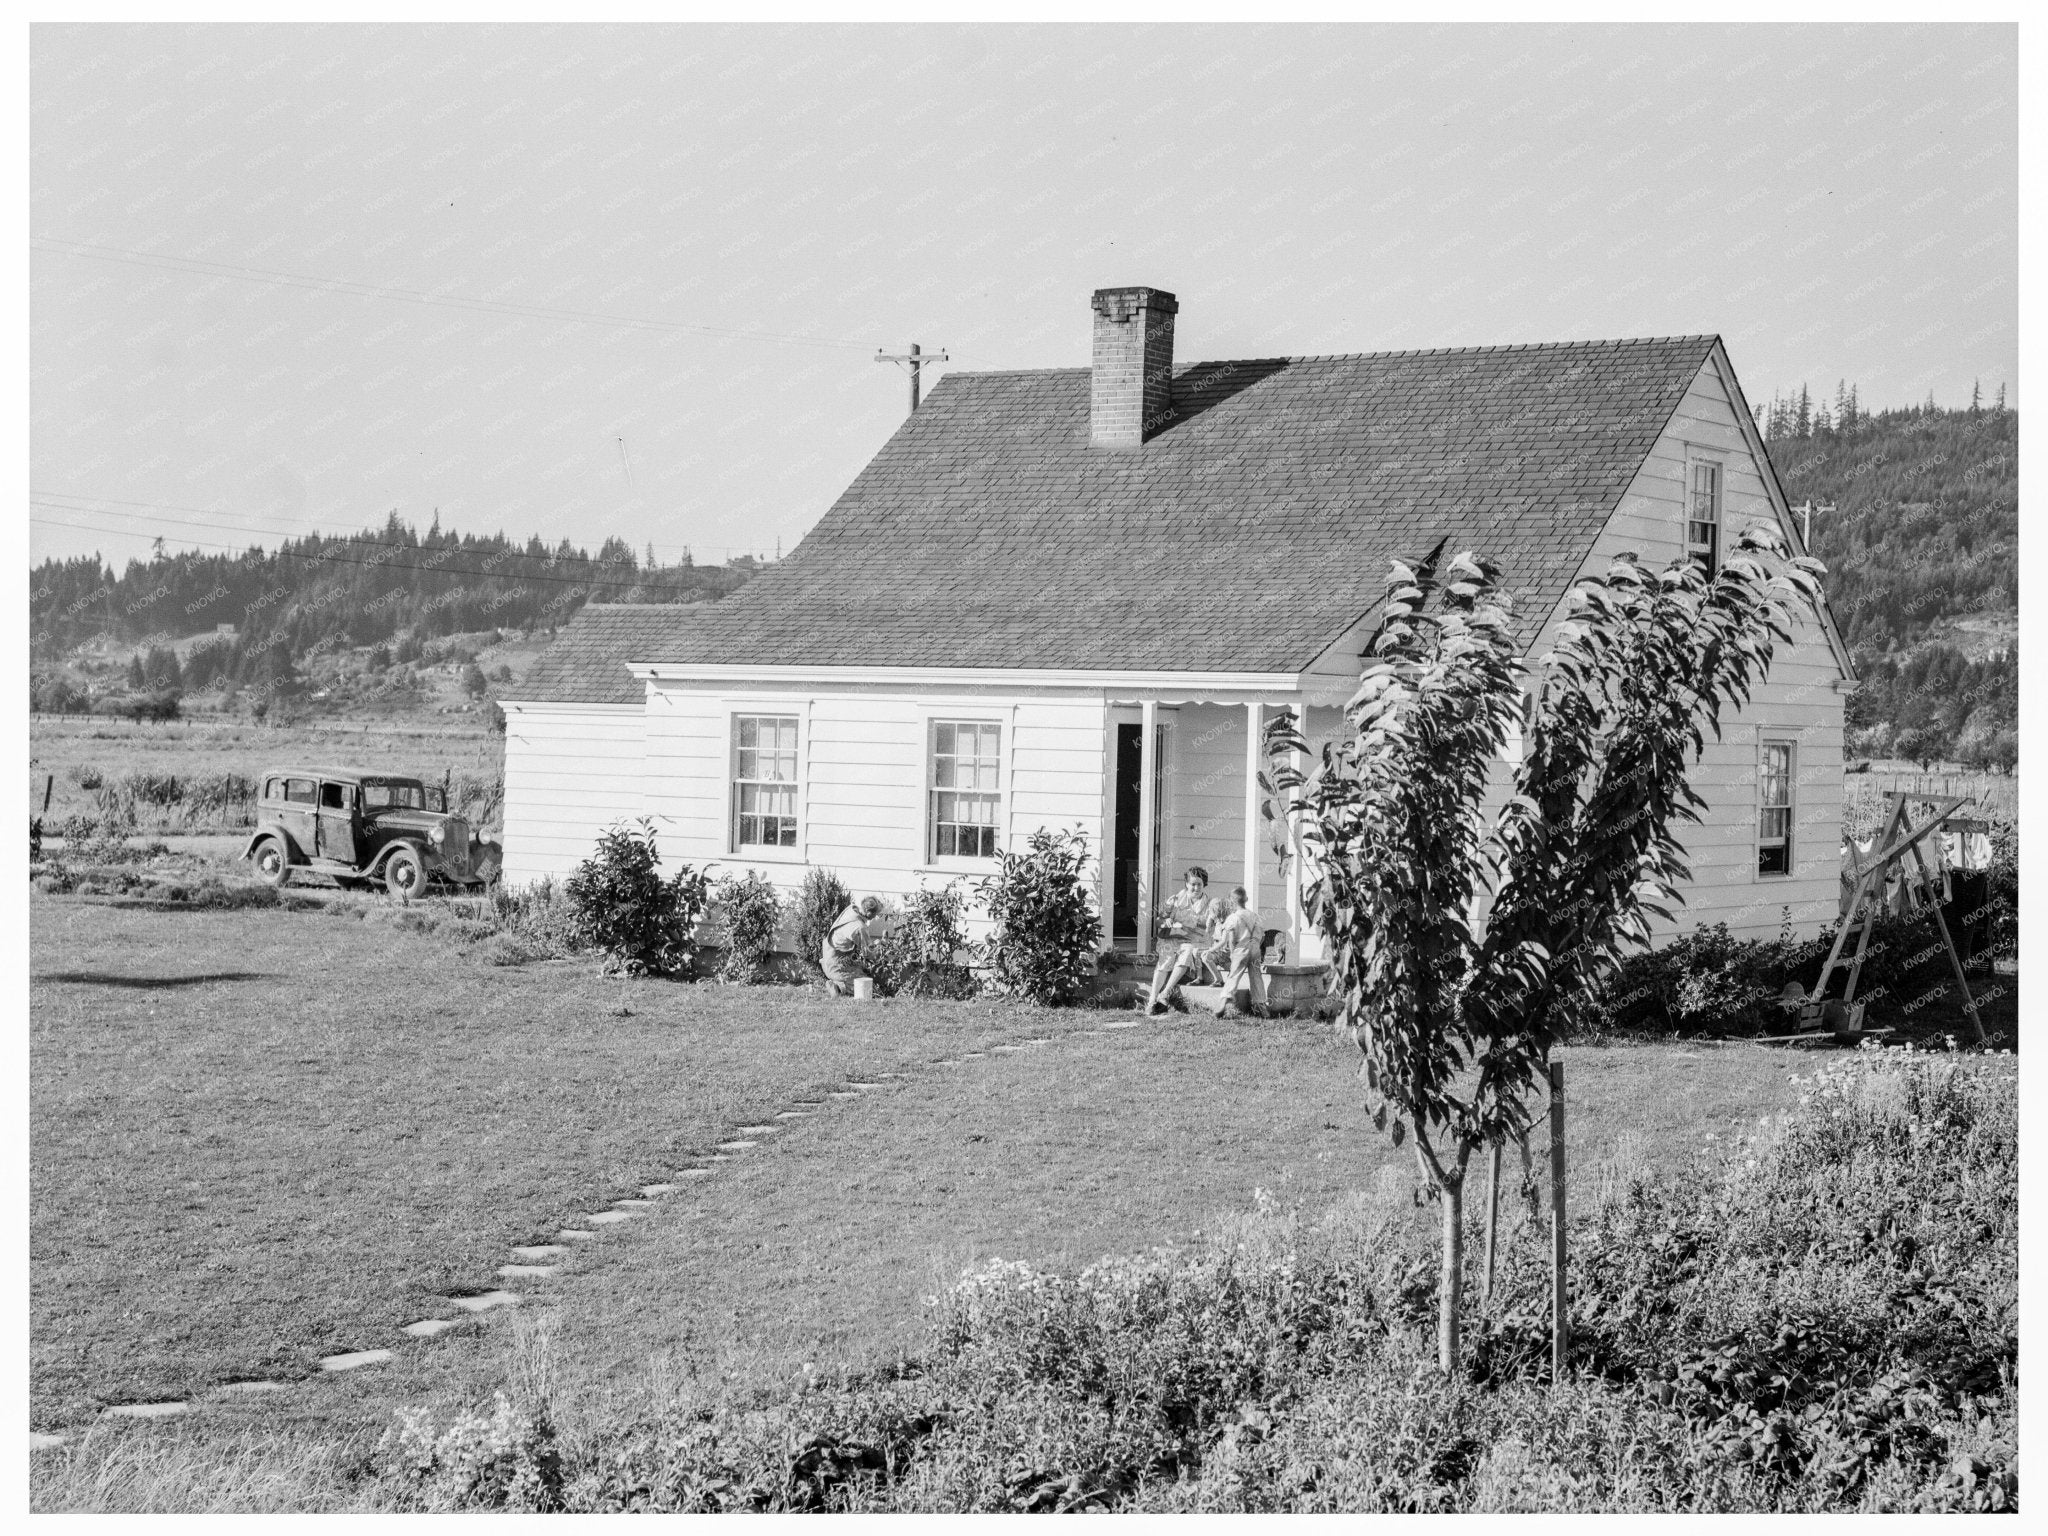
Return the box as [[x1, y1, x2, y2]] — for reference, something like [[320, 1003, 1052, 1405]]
[[41, 1016, 1136, 1448]]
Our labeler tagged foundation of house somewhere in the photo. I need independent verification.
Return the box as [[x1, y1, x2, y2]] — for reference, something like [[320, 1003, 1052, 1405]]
[[1262, 962, 1333, 1016]]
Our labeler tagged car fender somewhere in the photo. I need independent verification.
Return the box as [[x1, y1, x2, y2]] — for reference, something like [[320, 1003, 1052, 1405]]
[[242, 824, 301, 865], [370, 839, 427, 875]]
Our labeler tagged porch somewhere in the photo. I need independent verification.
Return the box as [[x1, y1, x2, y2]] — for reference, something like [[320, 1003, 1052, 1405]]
[[1098, 696, 1338, 990]]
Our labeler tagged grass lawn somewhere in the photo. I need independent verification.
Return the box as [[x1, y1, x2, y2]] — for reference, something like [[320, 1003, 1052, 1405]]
[[28, 895, 1084, 1429], [497, 1023, 1814, 1433], [33, 887, 1825, 1462]]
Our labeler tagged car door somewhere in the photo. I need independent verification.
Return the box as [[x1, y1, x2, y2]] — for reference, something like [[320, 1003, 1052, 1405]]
[[279, 776, 319, 859], [316, 781, 358, 866]]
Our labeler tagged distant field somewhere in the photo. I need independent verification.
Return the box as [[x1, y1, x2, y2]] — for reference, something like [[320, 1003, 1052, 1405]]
[[1844, 764, 2017, 838], [28, 715, 504, 833]]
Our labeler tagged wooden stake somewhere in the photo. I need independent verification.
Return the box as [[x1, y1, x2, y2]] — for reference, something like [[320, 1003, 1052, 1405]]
[[1548, 1060, 1568, 1382], [1481, 1139, 1502, 1305]]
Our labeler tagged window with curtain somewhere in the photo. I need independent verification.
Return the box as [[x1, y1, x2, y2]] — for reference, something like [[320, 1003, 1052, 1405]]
[[734, 715, 799, 849], [1687, 460, 1723, 577], [930, 720, 1001, 859], [1758, 739, 1794, 876]]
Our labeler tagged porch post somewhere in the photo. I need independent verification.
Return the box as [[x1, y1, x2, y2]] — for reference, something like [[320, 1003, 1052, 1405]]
[[1243, 701, 1263, 916], [1137, 697, 1158, 955], [1285, 705, 1305, 961]]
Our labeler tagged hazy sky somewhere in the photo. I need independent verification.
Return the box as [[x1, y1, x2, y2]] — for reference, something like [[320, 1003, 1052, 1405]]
[[30, 22, 2017, 572]]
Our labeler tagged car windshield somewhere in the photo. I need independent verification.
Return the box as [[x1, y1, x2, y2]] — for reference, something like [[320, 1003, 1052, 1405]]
[[362, 782, 431, 810]]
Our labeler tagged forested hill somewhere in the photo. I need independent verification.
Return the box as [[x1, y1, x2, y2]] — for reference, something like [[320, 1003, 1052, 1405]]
[[30, 514, 749, 689], [1761, 390, 2017, 768]]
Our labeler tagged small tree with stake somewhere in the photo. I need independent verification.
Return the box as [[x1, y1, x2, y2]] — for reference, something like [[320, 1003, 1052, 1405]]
[[1267, 527, 1823, 1376]]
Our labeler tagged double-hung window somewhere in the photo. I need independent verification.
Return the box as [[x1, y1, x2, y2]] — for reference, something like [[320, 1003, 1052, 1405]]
[[1758, 739, 1794, 876], [733, 715, 799, 850], [1687, 460, 1723, 577], [930, 720, 1001, 860]]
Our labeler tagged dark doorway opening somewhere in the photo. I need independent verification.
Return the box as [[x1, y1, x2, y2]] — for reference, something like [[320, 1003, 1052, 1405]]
[[1111, 722, 1162, 942]]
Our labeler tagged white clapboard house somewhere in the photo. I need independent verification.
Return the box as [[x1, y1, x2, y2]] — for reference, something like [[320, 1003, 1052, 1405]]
[[502, 286, 1853, 967]]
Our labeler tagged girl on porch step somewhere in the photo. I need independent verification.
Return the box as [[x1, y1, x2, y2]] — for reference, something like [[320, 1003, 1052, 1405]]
[[1145, 867, 1218, 1015], [1205, 886, 1268, 1018]]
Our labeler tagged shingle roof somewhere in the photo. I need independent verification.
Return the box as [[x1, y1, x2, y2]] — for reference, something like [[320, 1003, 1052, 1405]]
[[513, 602, 709, 704], [527, 337, 1717, 697]]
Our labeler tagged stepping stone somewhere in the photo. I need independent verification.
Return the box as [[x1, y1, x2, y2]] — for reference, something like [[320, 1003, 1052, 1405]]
[[614, 1197, 656, 1208], [319, 1349, 392, 1372], [107, 1401, 190, 1419], [1025, 1037, 1053, 1044], [773, 1111, 811, 1121], [448, 1290, 520, 1313], [404, 1319, 460, 1338], [963, 1052, 988, 1059], [791, 1099, 825, 1107], [498, 1264, 556, 1278], [216, 1380, 286, 1394], [556, 1229, 598, 1242], [825, 1092, 859, 1100], [640, 1183, 680, 1196], [845, 1081, 886, 1089], [511, 1244, 568, 1261], [734, 1126, 779, 1136], [587, 1210, 634, 1224], [715, 1140, 757, 1151], [31, 1432, 66, 1451]]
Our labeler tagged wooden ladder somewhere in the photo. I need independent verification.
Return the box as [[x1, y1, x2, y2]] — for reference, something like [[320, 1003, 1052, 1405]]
[[1806, 792, 1984, 1043]]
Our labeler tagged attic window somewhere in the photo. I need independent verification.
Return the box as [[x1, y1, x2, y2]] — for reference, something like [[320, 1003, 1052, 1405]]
[[1687, 460, 1722, 577]]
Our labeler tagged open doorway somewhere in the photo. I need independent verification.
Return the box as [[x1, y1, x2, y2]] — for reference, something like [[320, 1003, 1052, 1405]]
[[1111, 721, 1163, 942]]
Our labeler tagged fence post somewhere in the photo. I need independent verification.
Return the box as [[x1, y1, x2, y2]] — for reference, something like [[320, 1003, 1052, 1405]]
[[1549, 1059, 1568, 1382], [1481, 1139, 1502, 1305]]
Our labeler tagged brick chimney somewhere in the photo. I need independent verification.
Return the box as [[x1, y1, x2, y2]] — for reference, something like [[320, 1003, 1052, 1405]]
[[1089, 286, 1177, 449]]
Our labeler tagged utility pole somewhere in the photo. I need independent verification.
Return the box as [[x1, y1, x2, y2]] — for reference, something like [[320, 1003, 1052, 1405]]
[[874, 342, 948, 414], [1791, 500, 1834, 548]]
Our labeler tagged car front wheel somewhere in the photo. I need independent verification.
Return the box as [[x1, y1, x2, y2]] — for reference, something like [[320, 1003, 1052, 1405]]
[[252, 837, 291, 888], [384, 845, 426, 900]]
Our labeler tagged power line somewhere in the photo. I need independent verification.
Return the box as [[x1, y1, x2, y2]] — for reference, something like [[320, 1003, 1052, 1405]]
[[33, 236, 884, 352], [30, 488, 759, 559], [30, 510, 747, 591]]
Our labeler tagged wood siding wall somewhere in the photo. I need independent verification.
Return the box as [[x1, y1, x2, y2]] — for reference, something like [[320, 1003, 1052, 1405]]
[[1583, 357, 1846, 939], [500, 702, 648, 886], [639, 683, 1108, 943], [1289, 356, 1846, 942]]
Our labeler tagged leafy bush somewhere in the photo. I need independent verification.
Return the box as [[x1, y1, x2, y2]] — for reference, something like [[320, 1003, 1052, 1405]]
[[973, 827, 1102, 1006], [55, 814, 142, 866], [93, 690, 182, 723], [563, 820, 712, 977], [868, 883, 975, 998], [1598, 918, 1827, 1036], [791, 867, 853, 980], [713, 870, 785, 984], [373, 1045, 2014, 1513], [66, 762, 103, 790]]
